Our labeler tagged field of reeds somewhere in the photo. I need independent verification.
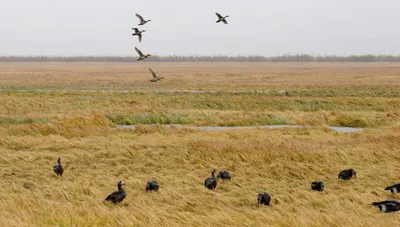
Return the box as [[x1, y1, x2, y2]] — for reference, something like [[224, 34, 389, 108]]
[[0, 62, 399, 226]]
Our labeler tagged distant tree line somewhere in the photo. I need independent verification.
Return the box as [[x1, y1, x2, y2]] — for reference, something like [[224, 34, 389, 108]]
[[1, 54, 400, 62]]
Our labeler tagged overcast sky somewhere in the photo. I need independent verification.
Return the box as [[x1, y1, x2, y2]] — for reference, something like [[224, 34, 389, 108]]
[[1, 0, 399, 56]]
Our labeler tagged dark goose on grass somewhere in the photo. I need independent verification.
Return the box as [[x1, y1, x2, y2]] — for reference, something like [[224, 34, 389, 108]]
[[385, 183, 400, 193], [311, 181, 324, 191], [371, 200, 400, 213], [146, 179, 159, 192], [217, 170, 231, 181], [338, 168, 357, 180], [105, 180, 127, 204], [53, 157, 64, 176], [257, 192, 271, 206], [204, 169, 217, 190]]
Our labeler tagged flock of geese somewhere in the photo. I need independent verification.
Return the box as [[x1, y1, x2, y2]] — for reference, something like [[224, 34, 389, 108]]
[[49, 12, 400, 215], [53, 156, 400, 211], [131, 13, 229, 82]]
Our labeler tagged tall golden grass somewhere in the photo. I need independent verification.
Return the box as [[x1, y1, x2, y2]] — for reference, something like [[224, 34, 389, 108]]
[[1, 62, 400, 90], [0, 63, 399, 226]]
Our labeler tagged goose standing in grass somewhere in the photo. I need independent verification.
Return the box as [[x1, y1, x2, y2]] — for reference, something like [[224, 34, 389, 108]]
[[385, 183, 400, 193], [146, 179, 159, 192], [257, 192, 271, 206], [311, 181, 324, 191], [371, 200, 400, 213], [204, 169, 217, 190], [132, 28, 145, 42], [53, 157, 64, 176], [136, 13, 151, 26], [135, 47, 151, 61], [215, 13, 229, 24], [149, 68, 164, 82], [217, 170, 231, 181], [338, 168, 356, 180], [105, 180, 126, 204]]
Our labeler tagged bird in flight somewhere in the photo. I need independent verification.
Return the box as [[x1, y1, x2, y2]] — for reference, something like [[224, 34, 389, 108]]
[[132, 28, 145, 42], [136, 13, 151, 26], [135, 47, 151, 61], [149, 68, 164, 82], [215, 13, 229, 24]]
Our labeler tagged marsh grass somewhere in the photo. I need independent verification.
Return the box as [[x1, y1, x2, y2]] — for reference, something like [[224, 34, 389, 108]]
[[0, 125, 399, 226], [0, 117, 49, 125], [0, 63, 400, 226]]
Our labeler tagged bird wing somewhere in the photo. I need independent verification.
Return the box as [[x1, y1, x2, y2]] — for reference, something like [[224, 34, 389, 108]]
[[385, 183, 400, 190], [138, 34, 142, 42], [223, 19, 228, 24], [215, 12, 223, 19], [372, 200, 397, 206], [105, 191, 118, 200], [149, 68, 157, 79], [132, 28, 139, 33], [136, 14, 145, 23], [135, 47, 143, 56]]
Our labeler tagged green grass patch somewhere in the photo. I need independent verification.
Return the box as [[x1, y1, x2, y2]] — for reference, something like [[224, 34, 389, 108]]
[[0, 117, 49, 125], [107, 114, 190, 125]]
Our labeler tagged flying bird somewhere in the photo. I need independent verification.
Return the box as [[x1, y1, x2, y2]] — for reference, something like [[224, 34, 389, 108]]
[[136, 13, 151, 26], [132, 28, 145, 42], [215, 13, 229, 24], [135, 47, 151, 61], [105, 180, 127, 204], [385, 183, 400, 193], [311, 181, 324, 191], [257, 192, 271, 206], [53, 157, 64, 176], [371, 200, 400, 213], [146, 179, 160, 192], [149, 68, 164, 82], [204, 169, 217, 190], [338, 168, 357, 180]]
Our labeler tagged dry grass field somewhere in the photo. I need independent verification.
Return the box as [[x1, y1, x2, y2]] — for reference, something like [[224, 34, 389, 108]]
[[0, 62, 399, 226]]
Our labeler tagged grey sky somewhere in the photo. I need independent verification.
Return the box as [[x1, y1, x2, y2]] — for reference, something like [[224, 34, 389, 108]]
[[1, 0, 399, 56]]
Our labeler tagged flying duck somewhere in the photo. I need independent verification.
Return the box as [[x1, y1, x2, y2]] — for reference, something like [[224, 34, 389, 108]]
[[204, 169, 217, 190], [371, 200, 400, 213], [136, 13, 151, 26], [105, 180, 127, 204], [149, 68, 164, 82], [311, 181, 324, 191], [135, 47, 151, 61], [385, 182, 400, 193], [257, 192, 271, 206], [215, 13, 229, 24], [146, 179, 159, 192], [217, 170, 231, 181], [338, 168, 356, 180], [53, 157, 64, 176], [132, 28, 145, 42]]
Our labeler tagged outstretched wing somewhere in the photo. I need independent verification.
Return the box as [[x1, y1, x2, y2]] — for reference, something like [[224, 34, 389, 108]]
[[132, 28, 139, 33], [136, 14, 145, 23], [135, 47, 143, 56], [138, 34, 142, 42], [222, 19, 228, 24], [149, 68, 157, 79], [215, 12, 223, 19]]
